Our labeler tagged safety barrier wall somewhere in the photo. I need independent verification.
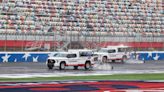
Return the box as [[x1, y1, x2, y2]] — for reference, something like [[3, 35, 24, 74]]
[[136, 51, 164, 61], [0, 51, 164, 63], [0, 52, 51, 63]]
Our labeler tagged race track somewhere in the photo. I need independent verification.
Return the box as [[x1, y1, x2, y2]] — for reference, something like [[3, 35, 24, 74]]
[[1, 60, 164, 92], [0, 60, 164, 78]]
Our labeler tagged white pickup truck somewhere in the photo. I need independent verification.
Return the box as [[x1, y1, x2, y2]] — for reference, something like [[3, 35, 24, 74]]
[[95, 46, 130, 63], [46, 49, 98, 70]]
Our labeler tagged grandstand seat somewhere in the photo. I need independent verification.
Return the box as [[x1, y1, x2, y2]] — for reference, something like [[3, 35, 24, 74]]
[[0, 0, 163, 49]]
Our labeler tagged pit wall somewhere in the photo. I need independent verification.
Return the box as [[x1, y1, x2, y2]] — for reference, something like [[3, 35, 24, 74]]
[[0, 51, 164, 63]]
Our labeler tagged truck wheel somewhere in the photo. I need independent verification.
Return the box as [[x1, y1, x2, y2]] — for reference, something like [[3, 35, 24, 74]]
[[59, 62, 66, 70], [122, 56, 127, 63], [85, 62, 91, 70], [47, 63, 54, 69], [74, 66, 78, 70], [102, 57, 107, 63]]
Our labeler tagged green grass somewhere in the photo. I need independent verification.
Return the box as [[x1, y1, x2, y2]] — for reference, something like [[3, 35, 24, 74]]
[[0, 73, 164, 82]]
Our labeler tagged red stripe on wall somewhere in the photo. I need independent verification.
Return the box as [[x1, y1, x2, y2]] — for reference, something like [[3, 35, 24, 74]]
[[99, 42, 164, 48], [0, 40, 163, 48], [0, 40, 61, 47]]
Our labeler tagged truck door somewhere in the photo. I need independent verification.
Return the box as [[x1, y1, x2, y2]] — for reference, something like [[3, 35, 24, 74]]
[[67, 54, 78, 66], [108, 49, 117, 59], [79, 51, 92, 64], [117, 48, 127, 59]]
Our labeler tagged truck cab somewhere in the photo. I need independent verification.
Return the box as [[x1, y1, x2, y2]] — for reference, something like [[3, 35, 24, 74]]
[[96, 46, 130, 63], [46, 49, 98, 70]]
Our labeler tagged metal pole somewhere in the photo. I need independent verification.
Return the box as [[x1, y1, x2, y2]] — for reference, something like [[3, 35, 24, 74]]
[[70, 23, 72, 49], [96, 32, 101, 48], [53, 31, 55, 51], [4, 13, 7, 51], [22, 33, 24, 51], [4, 31, 7, 51], [14, 32, 16, 51]]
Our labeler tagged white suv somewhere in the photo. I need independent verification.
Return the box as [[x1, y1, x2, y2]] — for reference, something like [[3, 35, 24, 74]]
[[46, 50, 98, 70]]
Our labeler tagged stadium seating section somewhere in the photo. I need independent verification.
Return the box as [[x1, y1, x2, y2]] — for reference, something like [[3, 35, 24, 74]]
[[0, 0, 163, 50], [0, 0, 163, 33]]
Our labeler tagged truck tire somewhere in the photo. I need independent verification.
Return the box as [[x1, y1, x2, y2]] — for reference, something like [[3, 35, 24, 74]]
[[122, 56, 127, 63], [85, 61, 91, 70], [59, 62, 66, 70], [102, 56, 107, 63], [47, 63, 54, 69]]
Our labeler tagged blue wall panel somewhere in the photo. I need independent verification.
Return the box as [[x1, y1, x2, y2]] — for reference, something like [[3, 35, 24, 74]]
[[0, 52, 163, 63], [137, 52, 164, 61], [0, 52, 51, 63]]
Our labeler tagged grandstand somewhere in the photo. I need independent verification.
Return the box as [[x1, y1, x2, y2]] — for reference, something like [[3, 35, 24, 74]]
[[0, 0, 163, 51]]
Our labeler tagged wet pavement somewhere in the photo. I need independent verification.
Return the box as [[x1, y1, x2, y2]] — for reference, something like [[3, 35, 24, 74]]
[[0, 60, 164, 78]]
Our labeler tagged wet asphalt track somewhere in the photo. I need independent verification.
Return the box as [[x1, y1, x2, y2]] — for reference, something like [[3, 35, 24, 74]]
[[0, 61, 164, 92], [0, 60, 164, 76]]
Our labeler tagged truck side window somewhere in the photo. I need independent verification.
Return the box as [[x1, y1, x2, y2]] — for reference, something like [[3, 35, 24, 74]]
[[80, 52, 86, 57], [71, 54, 77, 58], [80, 52, 92, 57], [118, 48, 126, 52], [67, 54, 77, 58], [108, 50, 116, 53]]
